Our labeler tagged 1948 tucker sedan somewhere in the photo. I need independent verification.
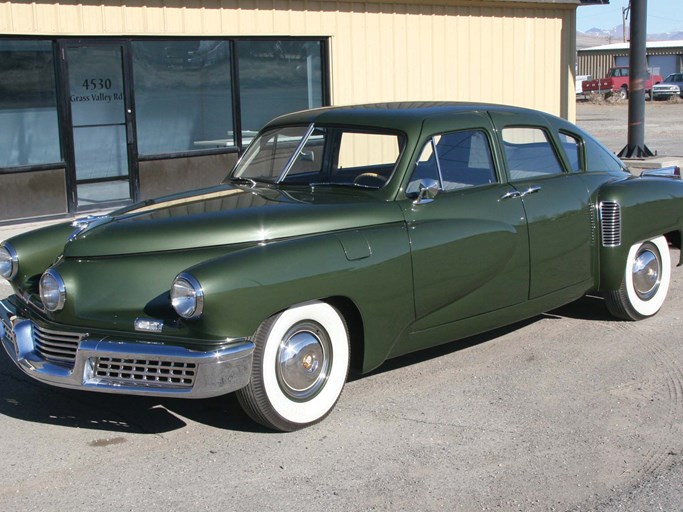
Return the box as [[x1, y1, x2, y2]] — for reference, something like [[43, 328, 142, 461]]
[[2, 102, 683, 431]]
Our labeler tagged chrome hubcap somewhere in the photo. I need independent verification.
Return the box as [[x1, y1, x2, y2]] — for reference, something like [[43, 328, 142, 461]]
[[632, 244, 661, 300], [276, 321, 331, 400]]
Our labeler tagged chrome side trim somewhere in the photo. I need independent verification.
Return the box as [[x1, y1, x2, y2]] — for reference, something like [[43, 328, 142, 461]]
[[0, 298, 254, 399], [599, 201, 622, 247]]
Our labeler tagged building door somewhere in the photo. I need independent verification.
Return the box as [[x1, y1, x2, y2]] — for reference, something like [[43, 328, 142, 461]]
[[62, 42, 137, 210]]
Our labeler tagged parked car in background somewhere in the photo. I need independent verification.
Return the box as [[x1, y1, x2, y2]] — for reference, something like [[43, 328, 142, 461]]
[[652, 73, 683, 100], [2, 102, 683, 431], [582, 66, 662, 99], [575, 74, 592, 96]]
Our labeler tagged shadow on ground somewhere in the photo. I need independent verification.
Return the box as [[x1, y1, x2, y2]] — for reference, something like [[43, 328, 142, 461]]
[[0, 295, 614, 434]]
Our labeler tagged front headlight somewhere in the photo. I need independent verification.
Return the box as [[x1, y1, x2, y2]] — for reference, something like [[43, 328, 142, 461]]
[[0, 243, 18, 280], [171, 273, 204, 319], [39, 269, 66, 312]]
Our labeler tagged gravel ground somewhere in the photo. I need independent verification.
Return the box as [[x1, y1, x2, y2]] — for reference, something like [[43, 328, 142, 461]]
[[1, 102, 683, 512], [576, 99, 683, 158]]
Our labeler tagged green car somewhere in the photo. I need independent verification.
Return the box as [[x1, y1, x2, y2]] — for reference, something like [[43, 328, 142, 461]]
[[1, 102, 682, 431]]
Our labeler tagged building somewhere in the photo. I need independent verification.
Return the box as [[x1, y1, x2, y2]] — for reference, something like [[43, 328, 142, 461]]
[[1, 0, 582, 223], [578, 40, 683, 81]]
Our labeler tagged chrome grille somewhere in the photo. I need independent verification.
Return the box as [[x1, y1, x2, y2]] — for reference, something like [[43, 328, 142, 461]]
[[1, 318, 17, 355], [589, 201, 598, 245], [94, 357, 197, 388], [33, 324, 84, 367], [600, 201, 621, 247]]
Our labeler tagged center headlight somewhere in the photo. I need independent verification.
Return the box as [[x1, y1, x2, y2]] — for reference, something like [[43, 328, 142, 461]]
[[39, 269, 66, 312], [170, 273, 204, 319], [0, 243, 18, 280]]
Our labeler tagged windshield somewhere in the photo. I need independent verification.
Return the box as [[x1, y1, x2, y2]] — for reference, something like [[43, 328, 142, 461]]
[[228, 124, 405, 189]]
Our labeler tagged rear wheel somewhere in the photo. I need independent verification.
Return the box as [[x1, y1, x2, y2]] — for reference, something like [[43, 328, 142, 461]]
[[236, 301, 350, 431], [604, 236, 671, 320]]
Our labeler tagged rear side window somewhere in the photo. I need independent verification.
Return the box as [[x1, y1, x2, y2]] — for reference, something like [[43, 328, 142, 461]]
[[501, 127, 564, 180], [584, 135, 626, 173], [559, 132, 582, 172]]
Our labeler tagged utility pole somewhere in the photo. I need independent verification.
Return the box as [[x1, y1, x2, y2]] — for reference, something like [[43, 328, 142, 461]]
[[622, 4, 630, 42], [618, 0, 654, 158]]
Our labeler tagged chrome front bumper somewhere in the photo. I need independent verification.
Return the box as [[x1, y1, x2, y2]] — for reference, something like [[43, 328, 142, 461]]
[[0, 297, 254, 399]]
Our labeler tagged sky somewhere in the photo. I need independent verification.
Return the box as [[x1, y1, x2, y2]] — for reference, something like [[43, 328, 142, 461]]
[[576, 0, 683, 34]]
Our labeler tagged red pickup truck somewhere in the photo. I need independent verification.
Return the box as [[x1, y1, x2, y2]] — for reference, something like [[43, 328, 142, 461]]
[[582, 66, 662, 99]]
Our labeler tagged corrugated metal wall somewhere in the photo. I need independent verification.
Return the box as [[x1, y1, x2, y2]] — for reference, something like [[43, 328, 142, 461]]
[[578, 47, 683, 79], [0, 0, 577, 120]]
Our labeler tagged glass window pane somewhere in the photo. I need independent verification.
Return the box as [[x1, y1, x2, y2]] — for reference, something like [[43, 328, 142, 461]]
[[232, 125, 311, 182], [132, 40, 234, 155], [238, 40, 324, 140], [73, 125, 128, 180], [435, 130, 496, 190], [584, 135, 626, 173], [502, 127, 564, 180], [559, 132, 582, 172], [0, 40, 61, 167]]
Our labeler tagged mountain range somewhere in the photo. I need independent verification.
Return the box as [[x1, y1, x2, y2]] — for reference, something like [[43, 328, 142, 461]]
[[577, 25, 683, 49]]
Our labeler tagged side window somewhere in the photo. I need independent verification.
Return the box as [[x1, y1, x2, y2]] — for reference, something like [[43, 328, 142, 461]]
[[559, 132, 582, 172], [337, 132, 401, 170], [435, 131, 496, 190], [406, 129, 496, 195], [502, 127, 564, 180], [584, 135, 627, 173]]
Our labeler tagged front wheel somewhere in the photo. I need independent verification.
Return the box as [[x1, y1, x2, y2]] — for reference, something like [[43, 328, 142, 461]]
[[604, 236, 671, 320], [618, 86, 628, 100], [236, 301, 350, 431]]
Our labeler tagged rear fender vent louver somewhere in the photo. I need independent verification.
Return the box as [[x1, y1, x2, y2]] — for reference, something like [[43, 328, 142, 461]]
[[600, 201, 621, 247]]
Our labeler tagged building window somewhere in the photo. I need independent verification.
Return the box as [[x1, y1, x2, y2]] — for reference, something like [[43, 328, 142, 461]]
[[132, 40, 234, 156], [238, 40, 324, 142], [0, 40, 61, 168]]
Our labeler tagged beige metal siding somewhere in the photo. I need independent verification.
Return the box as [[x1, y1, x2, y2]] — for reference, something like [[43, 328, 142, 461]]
[[1, 0, 576, 120]]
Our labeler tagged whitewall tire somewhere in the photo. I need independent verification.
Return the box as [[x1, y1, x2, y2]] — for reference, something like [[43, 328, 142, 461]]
[[605, 236, 671, 320], [236, 301, 350, 431]]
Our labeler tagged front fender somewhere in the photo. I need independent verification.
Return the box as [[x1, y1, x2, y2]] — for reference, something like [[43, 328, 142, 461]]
[[599, 177, 683, 290], [189, 224, 414, 373]]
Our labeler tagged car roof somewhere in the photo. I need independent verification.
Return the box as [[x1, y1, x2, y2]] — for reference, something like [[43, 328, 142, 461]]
[[264, 101, 552, 133]]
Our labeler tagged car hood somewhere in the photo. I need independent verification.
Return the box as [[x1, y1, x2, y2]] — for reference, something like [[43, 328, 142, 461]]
[[64, 185, 403, 257]]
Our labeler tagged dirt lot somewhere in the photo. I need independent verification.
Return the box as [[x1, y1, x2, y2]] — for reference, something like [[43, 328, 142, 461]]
[[1, 102, 683, 511], [576, 99, 683, 158]]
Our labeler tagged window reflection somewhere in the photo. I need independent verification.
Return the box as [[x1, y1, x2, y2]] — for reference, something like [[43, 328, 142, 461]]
[[132, 40, 234, 155], [0, 40, 61, 167], [238, 40, 324, 142]]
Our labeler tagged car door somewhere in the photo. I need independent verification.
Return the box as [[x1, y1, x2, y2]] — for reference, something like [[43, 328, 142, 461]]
[[488, 111, 593, 299], [400, 112, 530, 335]]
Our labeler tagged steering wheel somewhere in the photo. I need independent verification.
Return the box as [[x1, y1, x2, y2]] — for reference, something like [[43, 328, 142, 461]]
[[353, 172, 387, 186]]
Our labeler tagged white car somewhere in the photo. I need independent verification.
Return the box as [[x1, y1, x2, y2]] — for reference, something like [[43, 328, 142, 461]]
[[652, 73, 683, 100]]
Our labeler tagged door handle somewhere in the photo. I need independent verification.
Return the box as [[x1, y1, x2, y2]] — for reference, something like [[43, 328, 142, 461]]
[[520, 186, 541, 197], [499, 190, 522, 201]]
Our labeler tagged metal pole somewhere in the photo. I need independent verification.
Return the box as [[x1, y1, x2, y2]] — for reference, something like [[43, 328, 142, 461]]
[[618, 0, 654, 158]]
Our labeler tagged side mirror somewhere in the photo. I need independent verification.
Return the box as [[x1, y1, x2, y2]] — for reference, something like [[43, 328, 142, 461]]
[[413, 179, 440, 205]]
